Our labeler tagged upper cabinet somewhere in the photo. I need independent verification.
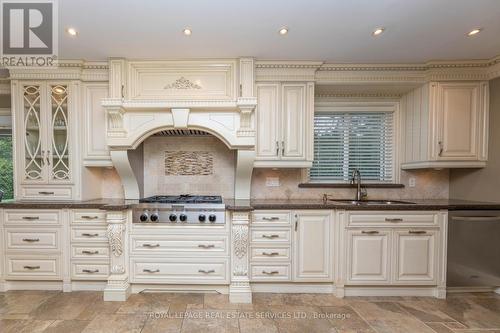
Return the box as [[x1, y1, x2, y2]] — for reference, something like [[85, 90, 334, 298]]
[[254, 82, 314, 167], [401, 81, 488, 169], [12, 81, 79, 200]]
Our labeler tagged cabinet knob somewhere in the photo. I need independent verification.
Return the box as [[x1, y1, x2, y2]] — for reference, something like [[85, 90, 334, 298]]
[[22, 238, 40, 242], [22, 216, 39, 220], [143, 269, 160, 273], [408, 230, 427, 234], [198, 269, 215, 274], [385, 218, 403, 223], [23, 265, 40, 270], [198, 244, 215, 249], [82, 233, 99, 237], [82, 269, 99, 274], [262, 252, 280, 256], [361, 230, 379, 235], [262, 270, 279, 275], [262, 234, 279, 239]]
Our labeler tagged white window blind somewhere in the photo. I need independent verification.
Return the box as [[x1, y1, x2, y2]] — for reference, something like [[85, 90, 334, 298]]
[[310, 111, 394, 182]]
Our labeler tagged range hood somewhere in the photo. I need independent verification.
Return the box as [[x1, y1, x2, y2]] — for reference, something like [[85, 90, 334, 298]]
[[101, 58, 257, 200]]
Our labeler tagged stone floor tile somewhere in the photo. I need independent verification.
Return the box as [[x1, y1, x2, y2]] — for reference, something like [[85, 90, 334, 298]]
[[0, 319, 54, 333], [320, 305, 375, 332], [204, 293, 240, 310], [42, 320, 90, 333], [30, 292, 99, 320], [180, 309, 239, 333], [81, 314, 147, 333]]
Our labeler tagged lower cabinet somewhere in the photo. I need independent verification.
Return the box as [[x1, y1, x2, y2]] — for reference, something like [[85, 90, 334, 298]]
[[249, 210, 332, 283], [294, 211, 332, 281], [344, 211, 442, 286], [347, 230, 390, 284]]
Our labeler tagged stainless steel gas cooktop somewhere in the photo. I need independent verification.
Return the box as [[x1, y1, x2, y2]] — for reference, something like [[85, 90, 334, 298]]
[[133, 195, 225, 225]]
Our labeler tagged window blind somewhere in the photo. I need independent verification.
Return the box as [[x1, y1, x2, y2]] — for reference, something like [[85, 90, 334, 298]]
[[310, 111, 394, 182]]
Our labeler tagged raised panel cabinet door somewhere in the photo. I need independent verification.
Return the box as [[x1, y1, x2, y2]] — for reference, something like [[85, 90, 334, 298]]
[[436, 82, 480, 160], [347, 229, 390, 284], [293, 211, 332, 281], [82, 83, 111, 165], [256, 83, 280, 159], [281, 84, 306, 159], [394, 230, 437, 284]]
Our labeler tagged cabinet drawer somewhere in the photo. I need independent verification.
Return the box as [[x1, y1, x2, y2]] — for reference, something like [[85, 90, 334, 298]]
[[252, 211, 291, 226], [71, 227, 108, 242], [250, 247, 291, 261], [250, 229, 291, 244], [6, 229, 60, 250], [4, 210, 60, 225], [71, 263, 110, 280], [6, 256, 61, 279], [71, 245, 110, 259], [347, 211, 438, 227], [72, 211, 107, 224], [250, 264, 291, 281], [130, 235, 228, 256], [131, 258, 229, 284], [21, 186, 73, 200]]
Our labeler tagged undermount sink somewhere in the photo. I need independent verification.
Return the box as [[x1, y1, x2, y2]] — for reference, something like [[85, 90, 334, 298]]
[[327, 199, 416, 205]]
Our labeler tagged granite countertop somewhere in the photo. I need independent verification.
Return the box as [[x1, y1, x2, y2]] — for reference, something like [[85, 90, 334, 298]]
[[224, 199, 500, 211], [2, 198, 500, 211]]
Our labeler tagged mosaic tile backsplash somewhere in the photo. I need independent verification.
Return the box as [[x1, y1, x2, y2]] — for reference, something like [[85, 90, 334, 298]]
[[165, 151, 214, 176]]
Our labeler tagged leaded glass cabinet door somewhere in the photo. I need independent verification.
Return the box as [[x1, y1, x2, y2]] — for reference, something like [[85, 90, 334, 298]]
[[23, 84, 46, 182], [49, 84, 71, 182]]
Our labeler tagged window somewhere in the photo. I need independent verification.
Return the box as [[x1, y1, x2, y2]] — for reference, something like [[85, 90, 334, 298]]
[[310, 107, 396, 183]]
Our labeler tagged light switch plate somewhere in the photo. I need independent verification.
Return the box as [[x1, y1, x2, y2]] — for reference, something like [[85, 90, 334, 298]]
[[266, 177, 280, 187], [409, 177, 416, 188]]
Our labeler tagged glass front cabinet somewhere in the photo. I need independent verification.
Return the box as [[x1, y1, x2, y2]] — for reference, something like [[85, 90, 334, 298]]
[[13, 81, 78, 200]]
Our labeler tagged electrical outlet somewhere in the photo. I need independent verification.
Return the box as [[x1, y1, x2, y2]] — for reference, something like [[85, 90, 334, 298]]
[[266, 177, 280, 187], [409, 177, 416, 188]]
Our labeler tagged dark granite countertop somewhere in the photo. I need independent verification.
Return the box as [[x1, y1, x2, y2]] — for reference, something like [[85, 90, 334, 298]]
[[224, 199, 500, 211], [2, 198, 500, 212], [0, 198, 139, 211]]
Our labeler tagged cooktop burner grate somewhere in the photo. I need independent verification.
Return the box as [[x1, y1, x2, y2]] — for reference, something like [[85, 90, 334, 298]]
[[139, 195, 223, 204]]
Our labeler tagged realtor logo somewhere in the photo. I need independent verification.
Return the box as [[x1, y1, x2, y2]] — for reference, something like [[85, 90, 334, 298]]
[[1, 0, 58, 66]]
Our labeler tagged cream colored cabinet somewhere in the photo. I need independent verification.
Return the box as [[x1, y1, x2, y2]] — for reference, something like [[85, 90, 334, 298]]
[[12, 81, 79, 200], [293, 211, 332, 281], [402, 81, 488, 169], [254, 82, 314, 167], [346, 229, 390, 284], [394, 230, 436, 284], [82, 83, 111, 166]]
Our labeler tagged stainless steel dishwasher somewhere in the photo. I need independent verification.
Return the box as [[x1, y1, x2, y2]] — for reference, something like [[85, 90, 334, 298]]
[[447, 210, 500, 289]]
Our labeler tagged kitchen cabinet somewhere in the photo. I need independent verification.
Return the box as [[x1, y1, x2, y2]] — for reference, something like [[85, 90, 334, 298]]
[[346, 229, 390, 284], [342, 211, 445, 288], [394, 229, 436, 284], [254, 82, 314, 167], [293, 211, 332, 281], [12, 81, 79, 200], [402, 81, 488, 169], [82, 83, 112, 166]]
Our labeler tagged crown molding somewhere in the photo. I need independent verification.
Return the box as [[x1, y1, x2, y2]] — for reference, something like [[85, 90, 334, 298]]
[[256, 55, 500, 83], [7, 60, 109, 81]]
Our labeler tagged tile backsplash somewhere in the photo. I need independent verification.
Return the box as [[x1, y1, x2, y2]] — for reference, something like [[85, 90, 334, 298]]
[[142, 136, 236, 198]]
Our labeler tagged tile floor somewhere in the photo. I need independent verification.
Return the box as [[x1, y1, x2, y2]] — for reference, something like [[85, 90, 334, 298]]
[[1, 291, 500, 332]]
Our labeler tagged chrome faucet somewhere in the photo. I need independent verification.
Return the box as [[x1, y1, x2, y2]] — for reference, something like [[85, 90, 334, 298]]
[[350, 169, 367, 201]]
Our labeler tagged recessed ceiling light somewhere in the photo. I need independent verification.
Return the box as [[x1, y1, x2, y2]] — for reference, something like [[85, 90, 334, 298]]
[[467, 28, 482, 36], [279, 27, 289, 35], [183, 28, 192, 36], [66, 27, 78, 36], [372, 27, 385, 36]]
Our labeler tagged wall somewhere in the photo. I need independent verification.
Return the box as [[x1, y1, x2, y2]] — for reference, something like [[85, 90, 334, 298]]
[[142, 135, 236, 198], [251, 168, 449, 200], [449, 77, 500, 202]]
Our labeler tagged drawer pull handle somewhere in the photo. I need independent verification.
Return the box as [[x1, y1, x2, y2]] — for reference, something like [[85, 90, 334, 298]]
[[198, 244, 215, 249], [262, 234, 279, 239], [198, 269, 216, 274], [409, 230, 427, 234], [81, 215, 99, 220], [361, 231, 380, 235], [262, 270, 279, 275], [38, 191, 55, 195], [22, 216, 39, 220], [23, 265, 40, 270], [82, 250, 99, 255], [143, 269, 160, 273], [82, 233, 99, 237], [262, 217, 279, 221], [262, 252, 280, 256], [82, 269, 99, 274], [142, 243, 160, 248], [385, 218, 403, 223], [22, 238, 40, 242]]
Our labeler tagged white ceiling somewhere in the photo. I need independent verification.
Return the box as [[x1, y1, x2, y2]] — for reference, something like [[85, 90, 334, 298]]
[[59, 0, 500, 63]]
